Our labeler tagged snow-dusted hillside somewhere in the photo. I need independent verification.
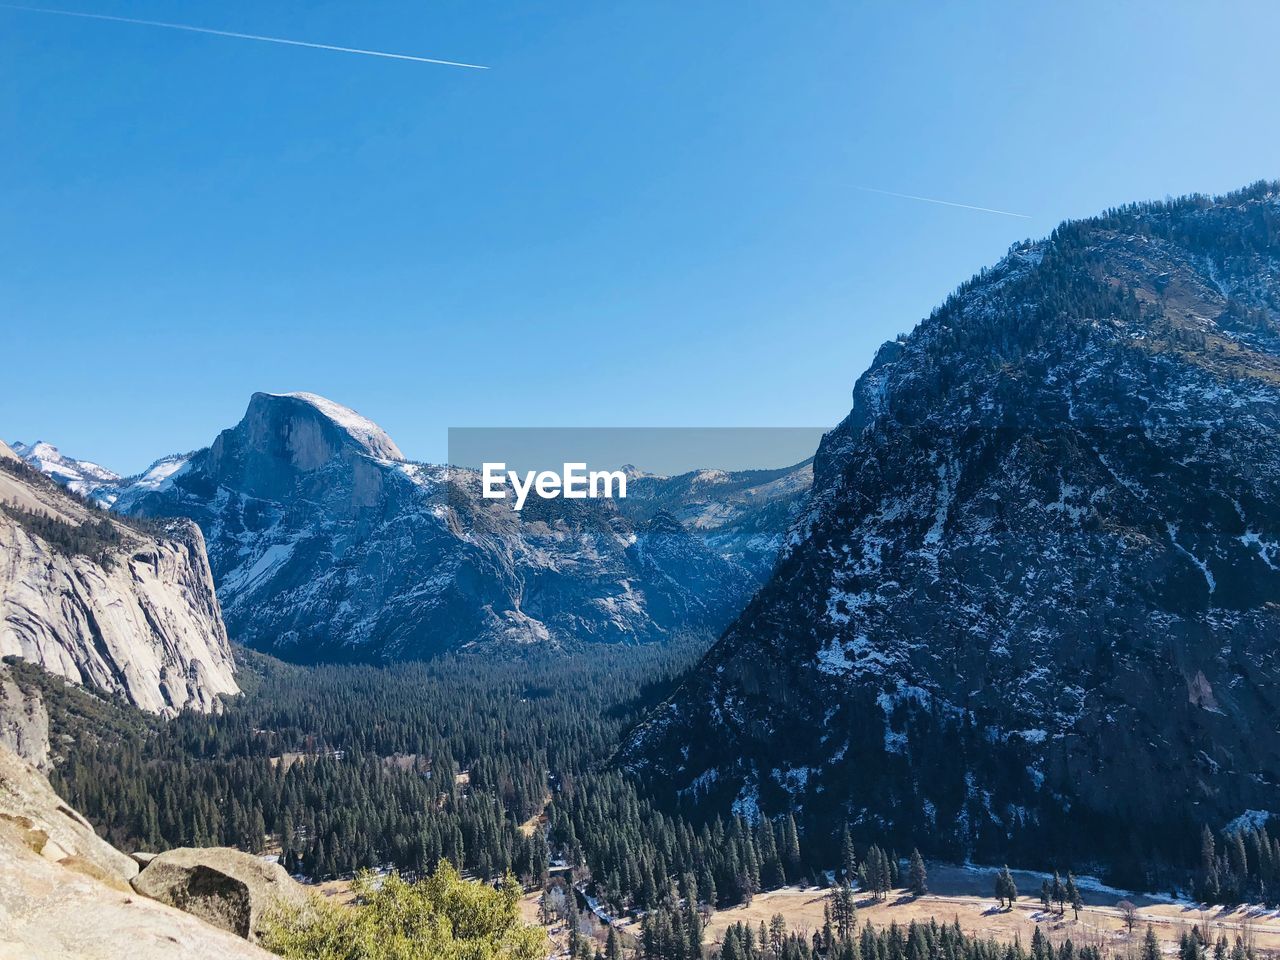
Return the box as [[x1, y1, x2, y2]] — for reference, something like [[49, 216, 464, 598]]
[[0, 441, 238, 714], [32, 393, 809, 661], [622, 183, 1280, 870], [9, 441, 120, 499]]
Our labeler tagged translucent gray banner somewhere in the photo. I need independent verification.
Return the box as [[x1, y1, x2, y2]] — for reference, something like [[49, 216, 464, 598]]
[[447, 426, 827, 478]]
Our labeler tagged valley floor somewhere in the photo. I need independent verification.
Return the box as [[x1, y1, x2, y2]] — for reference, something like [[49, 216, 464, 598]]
[[520, 862, 1280, 959]]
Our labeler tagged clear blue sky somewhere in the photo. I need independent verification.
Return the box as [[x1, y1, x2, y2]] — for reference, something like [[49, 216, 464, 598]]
[[2, 1, 1277, 474]]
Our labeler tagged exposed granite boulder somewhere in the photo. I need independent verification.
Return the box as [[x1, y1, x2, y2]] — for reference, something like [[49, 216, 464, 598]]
[[131, 846, 307, 942], [0, 826, 275, 960], [0, 743, 275, 958]]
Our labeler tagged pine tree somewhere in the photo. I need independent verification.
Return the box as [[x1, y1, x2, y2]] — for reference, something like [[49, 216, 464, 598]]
[[908, 849, 928, 897], [769, 914, 787, 959], [782, 815, 802, 879], [1066, 873, 1082, 920], [830, 882, 857, 942], [1142, 926, 1161, 960], [995, 866, 1018, 910], [841, 827, 857, 884], [1032, 926, 1050, 960]]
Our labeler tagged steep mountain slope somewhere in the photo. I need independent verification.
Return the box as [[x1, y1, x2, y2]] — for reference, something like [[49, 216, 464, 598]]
[[622, 183, 1280, 875], [67, 392, 806, 661], [624, 462, 814, 578], [0, 441, 238, 715], [10, 441, 121, 499]]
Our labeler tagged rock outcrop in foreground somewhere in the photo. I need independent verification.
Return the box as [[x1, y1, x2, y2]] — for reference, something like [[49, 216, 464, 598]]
[[0, 441, 238, 715], [0, 743, 274, 959], [131, 846, 308, 942]]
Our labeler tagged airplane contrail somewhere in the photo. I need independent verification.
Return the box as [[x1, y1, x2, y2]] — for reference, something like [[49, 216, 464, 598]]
[[857, 186, 1031, 220], [0, 3, 489, 69]]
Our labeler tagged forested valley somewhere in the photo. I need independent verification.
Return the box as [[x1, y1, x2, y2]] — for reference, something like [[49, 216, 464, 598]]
[[7, 619, 1278, 960]]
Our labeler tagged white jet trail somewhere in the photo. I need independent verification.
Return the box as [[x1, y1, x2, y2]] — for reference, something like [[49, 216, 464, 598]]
[[857, 186, 1030, 219], [0, 3, 489, 69]]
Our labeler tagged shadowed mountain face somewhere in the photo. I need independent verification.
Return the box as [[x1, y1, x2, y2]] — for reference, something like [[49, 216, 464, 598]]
[[622, 184, 1280, 875], [28, 393, 809, 662]]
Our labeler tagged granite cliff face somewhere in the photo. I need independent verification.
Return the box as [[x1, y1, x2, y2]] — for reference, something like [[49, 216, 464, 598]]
[[623, 184, 1280, 871], [0, 662, 49, 770], [73, 392, 808, 661], [0, 442, 238, 715]]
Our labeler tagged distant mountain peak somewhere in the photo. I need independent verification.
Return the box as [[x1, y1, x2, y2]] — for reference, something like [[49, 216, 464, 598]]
[[9, 439, 122, 496], [246, 391, 405, 463]]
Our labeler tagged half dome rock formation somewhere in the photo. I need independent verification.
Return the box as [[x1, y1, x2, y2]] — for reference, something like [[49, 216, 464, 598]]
[[0, 441, 238, 715], [622, 183, 1280, 873], [65, 391, 807, 661]]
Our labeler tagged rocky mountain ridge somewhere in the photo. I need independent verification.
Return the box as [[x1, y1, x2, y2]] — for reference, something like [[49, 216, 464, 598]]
[[9, 441, 121, 499], [622, 182, 1280, 875], [18, 393, 810, 661]]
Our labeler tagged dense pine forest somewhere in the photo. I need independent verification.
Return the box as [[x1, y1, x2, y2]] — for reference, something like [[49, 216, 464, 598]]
[[15, 640, 848, 913], [8, 621, 1279, 927]]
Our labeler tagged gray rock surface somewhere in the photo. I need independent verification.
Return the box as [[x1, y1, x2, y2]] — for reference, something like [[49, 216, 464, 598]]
[[0, 664, 48, 771], [0, 445, 238, 714], [131, 845, 308, 941], [0, 741, 273, 959], [0, 741, 137, 886]]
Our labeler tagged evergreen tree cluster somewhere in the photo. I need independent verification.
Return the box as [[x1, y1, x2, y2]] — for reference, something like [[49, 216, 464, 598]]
[[0, 498, 124, 566], [705, 916, 1264, 960], [551, 772, 815, 915], [1196, 824, 1280, 907], [1174, 925, 1254, 960], [709, 917, 1116, 960], [45, 642, 700, 886], [855, 845, 897, 901]]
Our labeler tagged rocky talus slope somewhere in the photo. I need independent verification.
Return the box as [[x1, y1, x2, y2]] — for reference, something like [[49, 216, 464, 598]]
[[623, 183, 1280, 870], [0, 441, 238, 715]]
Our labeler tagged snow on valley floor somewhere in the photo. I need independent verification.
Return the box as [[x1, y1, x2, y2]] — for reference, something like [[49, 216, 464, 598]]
[[523, 862, 1280, 958]]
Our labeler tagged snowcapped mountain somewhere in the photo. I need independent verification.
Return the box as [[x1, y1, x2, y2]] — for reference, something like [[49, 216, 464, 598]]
[[10, 441, 121, 499], [622, 183, 1280, 874], [32, 392, 809, 661], [0, 441, 238, 714], [624, 461, 814, 578]]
